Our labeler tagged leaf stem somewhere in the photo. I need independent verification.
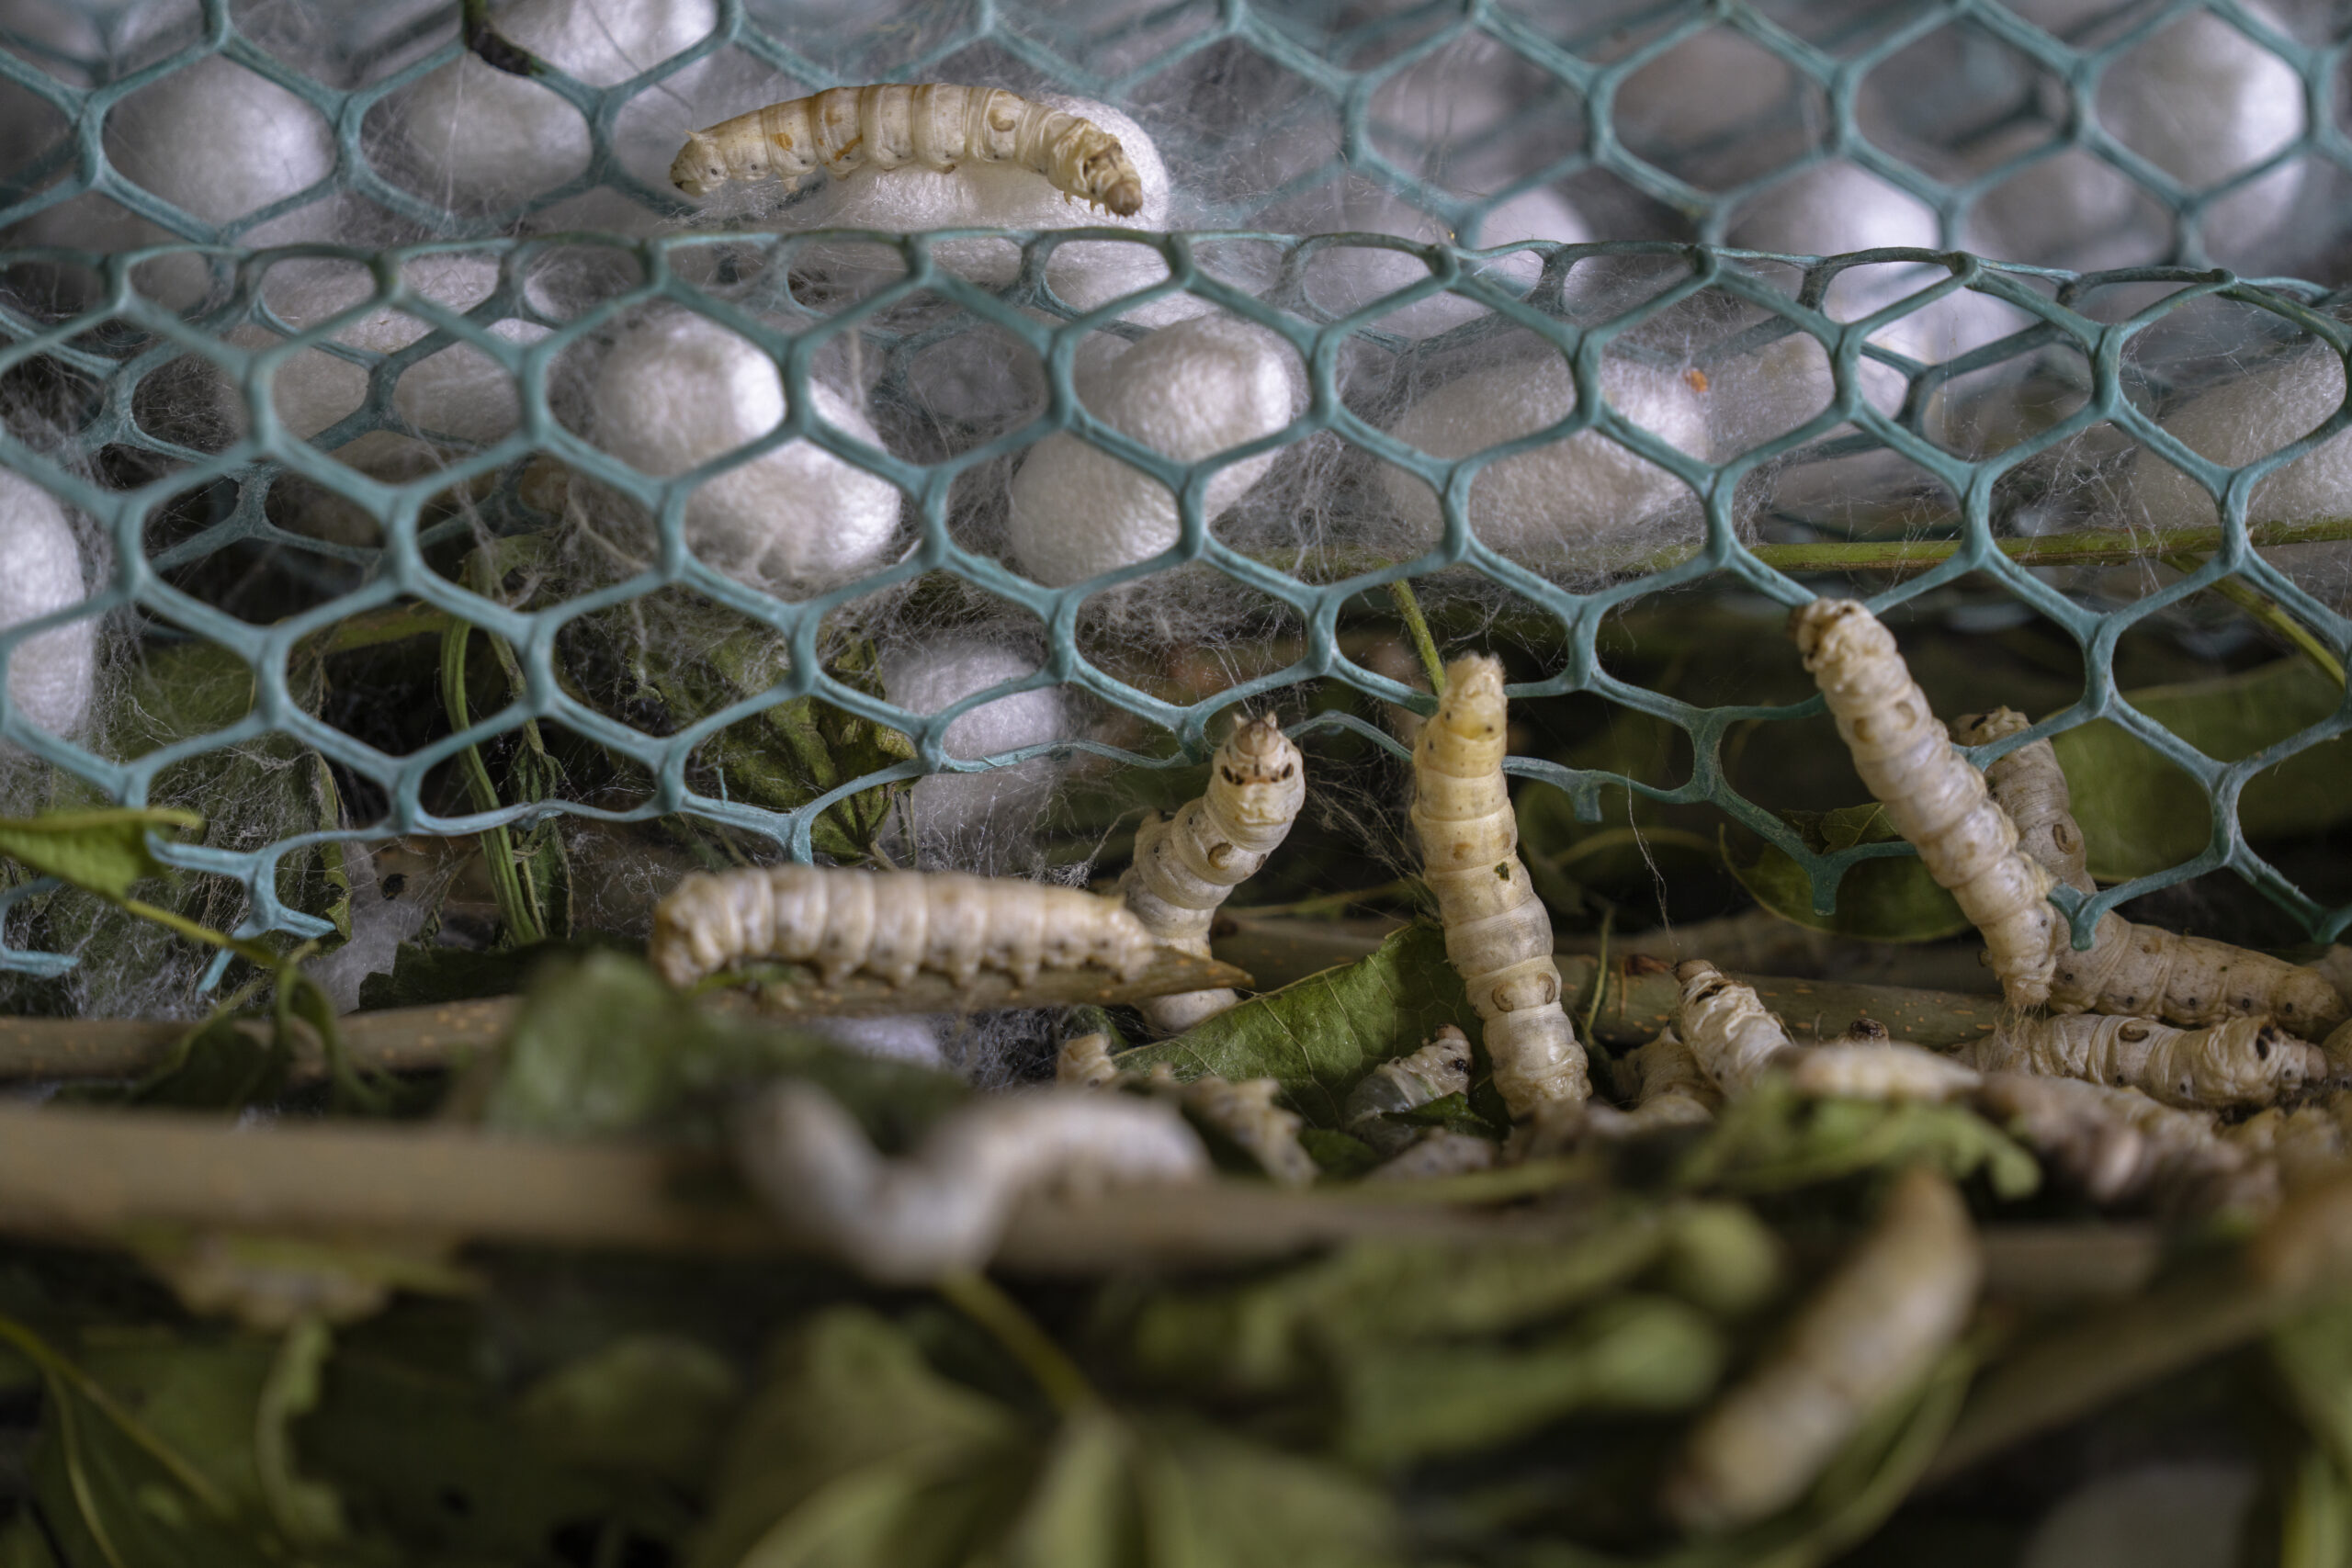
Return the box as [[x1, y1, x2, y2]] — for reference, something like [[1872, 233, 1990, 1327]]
[[936, 1270, 1097, 1416], [2163, 553, 2347, 688], [1387, 578, 1447, 694], [441, 622, 547, 948]]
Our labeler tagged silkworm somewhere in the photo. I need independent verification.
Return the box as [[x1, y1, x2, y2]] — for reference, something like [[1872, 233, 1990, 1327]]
[[1411, 654, 1589, 1117], [1787, 1043, 1982, 1103], [2227, 1098, 2352, 1194], [1055, 1031, 1120, 1089], [647, 865, 1156, 989], [1972, 1013, 2324, 1111], [732, 1081, 1206, 1282], [1120, 714, 1306, 1034], [1662, 1166, 1981, 1534], [1975, 1072, 2275, 1218], [1366, 1131, 1498, 1180], [1146, 1065, 1317, 1188], [1792, 599, 2064, 1010], [671, 85, 1147, 215], [1673, 962, 1797, 1097], [1343, 1025, 1473, 1155], [1951, 705, 2346, 1037], [1577, 1028, 1719, 1148]]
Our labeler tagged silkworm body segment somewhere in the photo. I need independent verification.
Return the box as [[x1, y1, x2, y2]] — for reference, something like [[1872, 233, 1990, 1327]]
[[1792, 600, 2062, 1009], [650, 865, 1156, 989], [1121, 715, 1306, 1033], [1344, 1025, 1473, 1153], [671, 85, 1146, 215], [1975, 1012, 2324, 1111], [1673, 962, 1797, 1096], [1411, 655, 1589, 1116]]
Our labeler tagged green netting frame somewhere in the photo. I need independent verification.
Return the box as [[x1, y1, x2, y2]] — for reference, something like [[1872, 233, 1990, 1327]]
[[0, 0, 2348, 987]]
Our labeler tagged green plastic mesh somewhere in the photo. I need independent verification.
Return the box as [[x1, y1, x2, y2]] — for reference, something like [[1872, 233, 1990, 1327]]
[[0, 0, 2348, 985]]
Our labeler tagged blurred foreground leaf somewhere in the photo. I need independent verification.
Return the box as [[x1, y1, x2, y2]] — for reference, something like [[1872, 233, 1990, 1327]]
[[1116, 921, 1480, 1129], [1676, 1077, 2038, 1201], [1723, 808, 1970, 943]]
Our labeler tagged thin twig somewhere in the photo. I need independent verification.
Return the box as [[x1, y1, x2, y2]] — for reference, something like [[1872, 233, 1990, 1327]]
[[937, 1271, 1097, 1415], [2163, 552, 2347, 688], [1387, 578, 1448, 694], [458, 0, 554, 77]]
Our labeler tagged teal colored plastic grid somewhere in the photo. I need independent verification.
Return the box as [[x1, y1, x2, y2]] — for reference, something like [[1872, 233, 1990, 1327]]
[[0, 0, 2346, 982]]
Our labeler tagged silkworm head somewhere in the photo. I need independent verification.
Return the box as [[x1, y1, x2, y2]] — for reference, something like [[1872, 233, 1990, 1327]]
[[1217, 714, 1306, 826], [670, 134, 727, 197]]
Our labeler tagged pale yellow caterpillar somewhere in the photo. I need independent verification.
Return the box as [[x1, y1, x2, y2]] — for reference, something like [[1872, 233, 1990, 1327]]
[[1412, 655, 1589, 1117], [1969, 1013, 2324, 1110], [648, 865, 1155, 990], [1571, 1028, 1719, 1148], [1055, 1031, 1119, 1089], [1794, 601, 2072, 1009], [1145, 1064, 1317, 1188], [1974, 1072, 2276, 1217], [669, 85, 1147, 214], [1673, 961, 1797, 1096], [732, 1082, 1207, 1282], [1663, 1166, 1981, 1534], [1121, 714, 1306, 1034], [1952, 706, 2346, 1037], [1787, 1043, 1982, 1103], [1342, 1025, 1472, 1155]]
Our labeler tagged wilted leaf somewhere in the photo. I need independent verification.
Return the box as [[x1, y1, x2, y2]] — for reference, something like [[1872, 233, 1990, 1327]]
[[1723, 807, 1971, 943], [484, 950, 967, 1142], [1677, 1077, 2039, 1201], [1335, 1295, 1724, 1470], [2050, 659, 2352, 881], [1300, 1129, 1384, 1179], [0, 807, 201, 900], [1116, 921, 1481, 1130]]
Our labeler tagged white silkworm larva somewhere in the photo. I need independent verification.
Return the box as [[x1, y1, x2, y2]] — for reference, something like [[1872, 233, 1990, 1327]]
[[648, 865, 1156, 990], [1673, 961, 1797, 1097], [1786, 1043, 1983, 1104], [1412, 655, 1589, 1118], [1055, 1031, 1120, 1089], [1974, 1072, 2275, 1217], [2228, 1097, 2352, 1194], [1664, 1165, 1981, 1535], [1971, 1013, 2324, 1111], [1120, 714, 1306, 1034], [1952, 706, 2346, 1037], [1792, 600, 2064, 1009], [1366, 1131, 1498, 1180], [1146, 1064, 1317, 1189], [732, 1082, 1207, 1282], [670, 85, 1146, 215], [1342, 1025, 1474, 1156], [1571, 1028, 1720, 1151]]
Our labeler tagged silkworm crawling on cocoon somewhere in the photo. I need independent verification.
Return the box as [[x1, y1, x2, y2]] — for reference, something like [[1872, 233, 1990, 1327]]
[[235, 255, 550, 476], [647, 865, 1156, 990], [1975, 1073, 2276, 1218], [396, 0, 717, 209], [1379, 354, 1711, 562], [673, 85, 1146, 215], [590, 308, 901, 598], [1972, 1013, 2324, 1111], [1792, 599, 2064, 1009], [1343, 1025, 1474, 1156], [1145, 1064, 1317, 1188], [1788, 1043, 1982, 1104], [1673, 963, 1797, 1098], [732, 1081, 1206, 1283], [1948, 704, 2345, 1035], [1950, 707, 2092, 894], [877, 640, 1067, 848], [1411, 655, 1589, 1117], [1662, 1166, 1981, 1535], [1120, 714, 1305, 1034], [1005, 316, 1304, 587], [1055, 1031, 1119, 1089]]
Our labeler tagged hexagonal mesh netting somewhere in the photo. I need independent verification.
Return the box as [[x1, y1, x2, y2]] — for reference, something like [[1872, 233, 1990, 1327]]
[[0, 0, 2348, 1008]]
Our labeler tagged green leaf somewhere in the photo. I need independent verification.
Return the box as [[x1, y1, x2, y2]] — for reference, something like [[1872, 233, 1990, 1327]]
[[1299, 1128, 1384, 1179], [2270, 1303, 2352, 1481], [1114, 921, 1482, 1130], [482, 950, 967, 1142], [0, 808, 201, 901], [1141, 1416, 1406, 1568], [1334, 1295, 1725, 1469], [355, 935, 617, 1010], [1675, 1077, 2039, 1201], [1723, 807, 1971, 943], [516, 1334, 742, 1493], [2049, 659, 2352, 881], [254, 1319, 345, 1548]]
